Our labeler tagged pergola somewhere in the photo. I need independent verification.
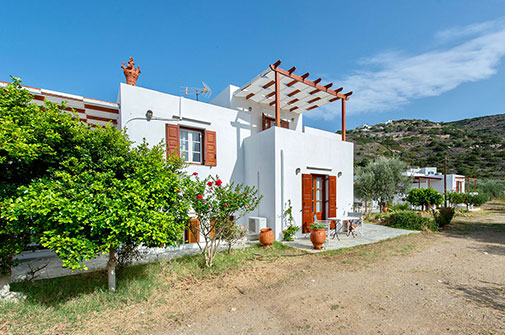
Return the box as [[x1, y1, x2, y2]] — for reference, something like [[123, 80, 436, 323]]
[[234, 60, 352, 140]]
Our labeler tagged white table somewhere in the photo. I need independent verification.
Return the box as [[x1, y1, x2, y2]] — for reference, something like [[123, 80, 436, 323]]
[[327, 215, 362, 239]]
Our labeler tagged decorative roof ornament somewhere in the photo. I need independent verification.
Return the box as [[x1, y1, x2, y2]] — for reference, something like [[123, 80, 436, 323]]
[[121, 57, 141, 86]]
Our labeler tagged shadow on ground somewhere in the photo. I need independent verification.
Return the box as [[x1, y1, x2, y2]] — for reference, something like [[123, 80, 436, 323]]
[[446, 280, 505, 313], [9, 263, 153, 308]]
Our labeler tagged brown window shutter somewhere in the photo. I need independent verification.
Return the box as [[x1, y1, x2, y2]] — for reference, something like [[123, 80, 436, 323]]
[[204, 130, 217, 166], [186, 219, 199, 243], [281, 119, 289, 129], [262, 113, 267, 131], [165, 124, 180, 158], [328, 176, 337, 228], [301, 174, 313, 233]]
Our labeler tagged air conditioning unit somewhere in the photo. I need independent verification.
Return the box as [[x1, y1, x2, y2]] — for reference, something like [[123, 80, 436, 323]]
[[247, 216, 267, 240]]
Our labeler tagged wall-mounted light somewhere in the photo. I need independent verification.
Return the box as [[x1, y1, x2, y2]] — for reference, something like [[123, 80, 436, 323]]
[[146, 109, 153, 121], [337, 171, 342, 178], [248, 106, 253, 112], [295, 168, 301, 175]]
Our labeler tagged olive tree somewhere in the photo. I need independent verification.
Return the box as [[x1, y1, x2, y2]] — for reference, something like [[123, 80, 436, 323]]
[[354, 157, 411, 212]]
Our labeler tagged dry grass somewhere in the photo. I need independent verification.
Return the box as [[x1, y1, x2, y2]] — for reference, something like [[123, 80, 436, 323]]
[[0, 229, 443, 334]]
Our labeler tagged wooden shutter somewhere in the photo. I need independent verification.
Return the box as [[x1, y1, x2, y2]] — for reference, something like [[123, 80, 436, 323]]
[[281, 119, 289, 129], [328, 176, 337, 229], [205, 130, 217, 166], [302, 174, 313, 233], [165, 124, 180, 158], [262, 113, 267, 131], [185, 219, 199, 243]]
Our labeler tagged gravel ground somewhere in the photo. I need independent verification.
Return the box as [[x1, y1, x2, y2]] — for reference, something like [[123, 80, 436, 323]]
[[155, 207, 505, 335]]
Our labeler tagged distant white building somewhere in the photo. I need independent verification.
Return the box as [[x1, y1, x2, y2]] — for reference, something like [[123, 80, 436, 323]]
[[403, 167, 477, 194]]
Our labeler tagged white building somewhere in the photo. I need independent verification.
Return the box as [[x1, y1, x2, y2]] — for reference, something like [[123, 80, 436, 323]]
[[403, 167, 477, 194], [2, 59, 355, 242]]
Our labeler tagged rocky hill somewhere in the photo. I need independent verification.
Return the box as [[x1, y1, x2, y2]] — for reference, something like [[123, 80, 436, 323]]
[[346, 114, 505, 179]]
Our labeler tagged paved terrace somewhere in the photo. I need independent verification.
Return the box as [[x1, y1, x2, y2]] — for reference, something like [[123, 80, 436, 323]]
[[12, 224, 417, 282], [283, 223, 419, 253]]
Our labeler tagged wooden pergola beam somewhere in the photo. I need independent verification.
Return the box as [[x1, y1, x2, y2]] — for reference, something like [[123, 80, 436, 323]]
[[269, 64, 350, 100]]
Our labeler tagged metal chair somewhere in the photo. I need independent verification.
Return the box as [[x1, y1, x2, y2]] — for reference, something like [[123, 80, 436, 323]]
[[347, 212, 364, 237]]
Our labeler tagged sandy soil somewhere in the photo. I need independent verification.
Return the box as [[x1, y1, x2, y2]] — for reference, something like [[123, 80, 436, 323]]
[[154, 207, 505, 335]]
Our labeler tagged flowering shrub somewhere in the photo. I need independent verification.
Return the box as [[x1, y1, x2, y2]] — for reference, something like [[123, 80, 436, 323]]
[[183, 174, 262, 267]]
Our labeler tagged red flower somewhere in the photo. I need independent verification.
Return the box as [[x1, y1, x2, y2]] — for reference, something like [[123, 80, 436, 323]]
[[224, 203, 228, 207], [245, 193, 248, 196], [215, 179, 223, 186], [176, 190, 181, 193], [207, 181, 213, 187], [197, 194, 203, 200], [254, 196, 257, 199], [193, 172, 198, 176], [209, 205, 212, 209]]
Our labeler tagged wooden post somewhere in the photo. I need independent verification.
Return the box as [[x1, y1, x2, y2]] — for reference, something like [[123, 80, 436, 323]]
[[275, 70, 281, 127], [444, 157, 447, 207], [341, 99, 346, 141]]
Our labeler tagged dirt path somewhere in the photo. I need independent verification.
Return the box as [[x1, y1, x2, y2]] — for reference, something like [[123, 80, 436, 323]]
[[157, 208, 505, 335]]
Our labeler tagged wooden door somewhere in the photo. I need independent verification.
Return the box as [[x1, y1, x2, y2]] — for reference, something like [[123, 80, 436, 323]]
[[312, 175, 325, 220], [301, 174, 313, 233], [328, 176, 337, 229]]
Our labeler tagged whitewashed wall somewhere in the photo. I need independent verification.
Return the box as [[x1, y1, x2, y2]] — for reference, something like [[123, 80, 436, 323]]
[[244, 126, 354, 239]]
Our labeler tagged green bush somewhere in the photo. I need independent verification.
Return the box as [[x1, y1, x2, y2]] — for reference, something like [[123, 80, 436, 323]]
[[389, 203, 409, 211], [434, 207, 455, 228], [384, 210, 437, 231]]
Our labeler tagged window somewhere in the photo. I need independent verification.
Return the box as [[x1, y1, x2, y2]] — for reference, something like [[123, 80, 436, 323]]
[[166, 124, 216, 166], [180, 129, 202, 164], [262, 113, 289, 131]]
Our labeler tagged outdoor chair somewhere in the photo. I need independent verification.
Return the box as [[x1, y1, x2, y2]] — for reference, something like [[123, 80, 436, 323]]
[[346, 212, 364, 237]]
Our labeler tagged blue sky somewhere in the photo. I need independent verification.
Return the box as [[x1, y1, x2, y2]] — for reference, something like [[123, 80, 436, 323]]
[[1, 1, 505, 131]]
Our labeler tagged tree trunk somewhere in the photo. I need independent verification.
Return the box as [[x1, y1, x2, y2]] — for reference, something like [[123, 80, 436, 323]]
[[107, 248, 117, 292]]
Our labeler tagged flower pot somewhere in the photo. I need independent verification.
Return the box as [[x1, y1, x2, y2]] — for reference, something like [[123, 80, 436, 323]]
[[382, 206, 388, 213], [259, 228, 274, 247], [310, 228, 326, 250]]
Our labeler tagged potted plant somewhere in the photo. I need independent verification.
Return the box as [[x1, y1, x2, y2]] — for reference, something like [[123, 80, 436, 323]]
[[282, 200, 299, 241], [310, 222, 326, 250]]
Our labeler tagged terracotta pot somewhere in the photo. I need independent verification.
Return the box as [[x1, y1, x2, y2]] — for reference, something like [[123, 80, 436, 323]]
[[382, 206, 388, 213], [310, 228, 326, 250], [259, 228, 274, 247]]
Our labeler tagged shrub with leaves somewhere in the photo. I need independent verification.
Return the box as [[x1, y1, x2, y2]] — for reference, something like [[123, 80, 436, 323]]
[[5, 127, 190, 291], [0, 78, 88, 285], [384, 210, 437, 231], [407, 187, 443, 211], [434, 207, 455, 228], [183, 174, 261, 267], [282, 200, 299, 241]]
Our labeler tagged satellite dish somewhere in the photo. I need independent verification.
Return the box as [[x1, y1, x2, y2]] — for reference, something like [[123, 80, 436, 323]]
[[181, 81, 212, 101]]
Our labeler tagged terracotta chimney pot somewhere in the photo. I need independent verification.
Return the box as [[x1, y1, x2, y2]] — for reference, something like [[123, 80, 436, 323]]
[[121, 57, 141, 86]]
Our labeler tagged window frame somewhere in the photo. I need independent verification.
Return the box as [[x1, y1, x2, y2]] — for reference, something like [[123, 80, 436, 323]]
[[179, 127, 204, 165]]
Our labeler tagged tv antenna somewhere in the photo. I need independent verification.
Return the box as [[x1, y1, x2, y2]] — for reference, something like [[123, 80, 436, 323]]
[[181, 81, 212, 101]]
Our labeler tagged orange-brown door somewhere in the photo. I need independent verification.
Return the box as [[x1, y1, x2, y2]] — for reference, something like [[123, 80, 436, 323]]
[[302, 174, 313, 233], [312, 175, 324, 221], [328, 176, 337, 229]]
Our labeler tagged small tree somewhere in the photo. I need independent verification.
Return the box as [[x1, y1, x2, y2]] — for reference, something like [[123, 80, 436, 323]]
[[447, 192, 465, 208], [407, 187, 443, 211], [0, 78, 86, 289], [184, 174, 261, 267], [6, 129, 190, 291], [354, 157, 411, 212]]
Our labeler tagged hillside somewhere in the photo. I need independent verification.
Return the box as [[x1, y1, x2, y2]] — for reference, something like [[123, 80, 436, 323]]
[[346, 114, 505, 179]]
